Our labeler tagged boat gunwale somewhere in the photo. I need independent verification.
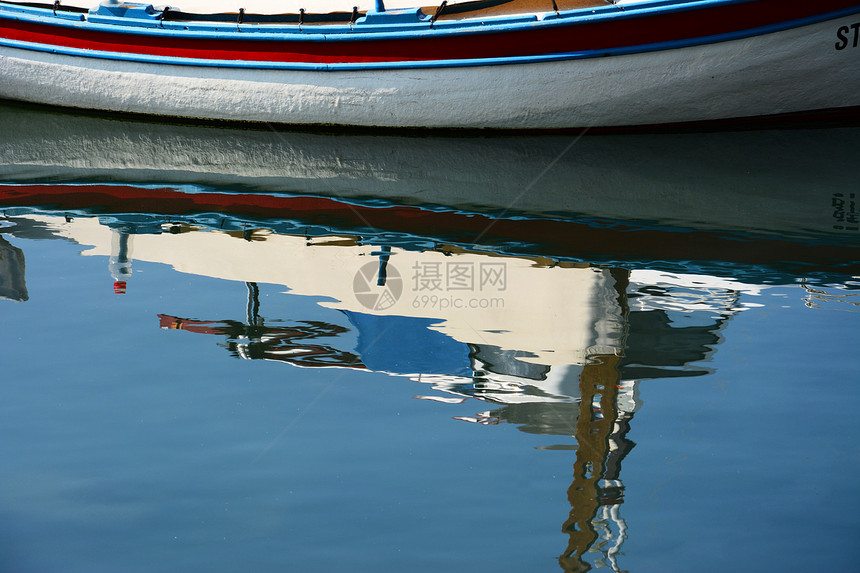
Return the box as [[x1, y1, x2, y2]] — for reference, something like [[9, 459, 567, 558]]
[[0, 0, 697, 27], [1, 3, 858, 70], [0, 0, 824, 39]]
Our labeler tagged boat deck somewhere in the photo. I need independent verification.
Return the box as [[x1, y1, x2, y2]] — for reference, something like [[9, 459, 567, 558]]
[[5, 0, 611, 24], [423, 0, 608, 20], [163, 0, 611, 24]]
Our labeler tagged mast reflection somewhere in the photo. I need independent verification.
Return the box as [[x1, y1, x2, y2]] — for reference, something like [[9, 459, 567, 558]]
[[560, 353, 627, 573], [159, 283, 365, 369]]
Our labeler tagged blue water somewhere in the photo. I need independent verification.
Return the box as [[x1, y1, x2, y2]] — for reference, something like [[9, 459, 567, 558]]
[[1, 104, 859, 572]]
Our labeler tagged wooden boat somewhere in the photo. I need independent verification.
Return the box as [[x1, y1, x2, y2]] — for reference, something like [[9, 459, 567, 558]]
[[1, 0, 858, 129]]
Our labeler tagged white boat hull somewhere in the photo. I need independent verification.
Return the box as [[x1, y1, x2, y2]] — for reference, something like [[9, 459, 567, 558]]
[[1, 14, 858, 128]]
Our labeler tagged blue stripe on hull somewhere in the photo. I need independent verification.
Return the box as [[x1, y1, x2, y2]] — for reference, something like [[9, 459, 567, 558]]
[[1, 5, 857, 71]]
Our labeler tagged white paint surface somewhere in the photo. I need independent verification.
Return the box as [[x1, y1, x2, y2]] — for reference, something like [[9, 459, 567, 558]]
[[1, 14, 857, 128]]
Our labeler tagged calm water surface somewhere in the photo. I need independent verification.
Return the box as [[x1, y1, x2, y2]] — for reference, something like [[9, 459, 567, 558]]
[[1, 103, 859, 572]]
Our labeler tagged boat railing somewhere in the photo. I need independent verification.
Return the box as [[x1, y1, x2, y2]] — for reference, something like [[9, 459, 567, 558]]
[[1, 0, 611, 26], [10, 0, 87, 13]]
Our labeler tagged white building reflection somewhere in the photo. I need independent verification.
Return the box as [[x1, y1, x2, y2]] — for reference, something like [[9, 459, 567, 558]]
[[1, 210, 805, 572]]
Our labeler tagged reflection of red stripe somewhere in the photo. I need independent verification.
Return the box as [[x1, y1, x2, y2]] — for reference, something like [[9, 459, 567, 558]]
[[0, 183, 402, 218], [1, 0, 853, 63], [1, 183, 856, 268]]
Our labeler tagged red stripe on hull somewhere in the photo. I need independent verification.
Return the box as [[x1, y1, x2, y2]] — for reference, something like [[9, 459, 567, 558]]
[[1, 0, 856, 63]]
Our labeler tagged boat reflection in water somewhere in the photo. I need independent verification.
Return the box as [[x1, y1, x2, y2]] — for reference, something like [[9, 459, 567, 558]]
[[2, 201, 855, 571], [1, 99, 860, 242], [1, 104, 858, 571]]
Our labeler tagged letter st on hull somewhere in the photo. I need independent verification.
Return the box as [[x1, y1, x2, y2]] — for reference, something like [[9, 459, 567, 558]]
[[836, 22, 860, 49]]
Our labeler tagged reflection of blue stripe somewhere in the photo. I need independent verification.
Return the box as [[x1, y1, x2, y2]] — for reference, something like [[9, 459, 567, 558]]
[[343, 311, 472, 377], [1, 6, 857, 71]]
